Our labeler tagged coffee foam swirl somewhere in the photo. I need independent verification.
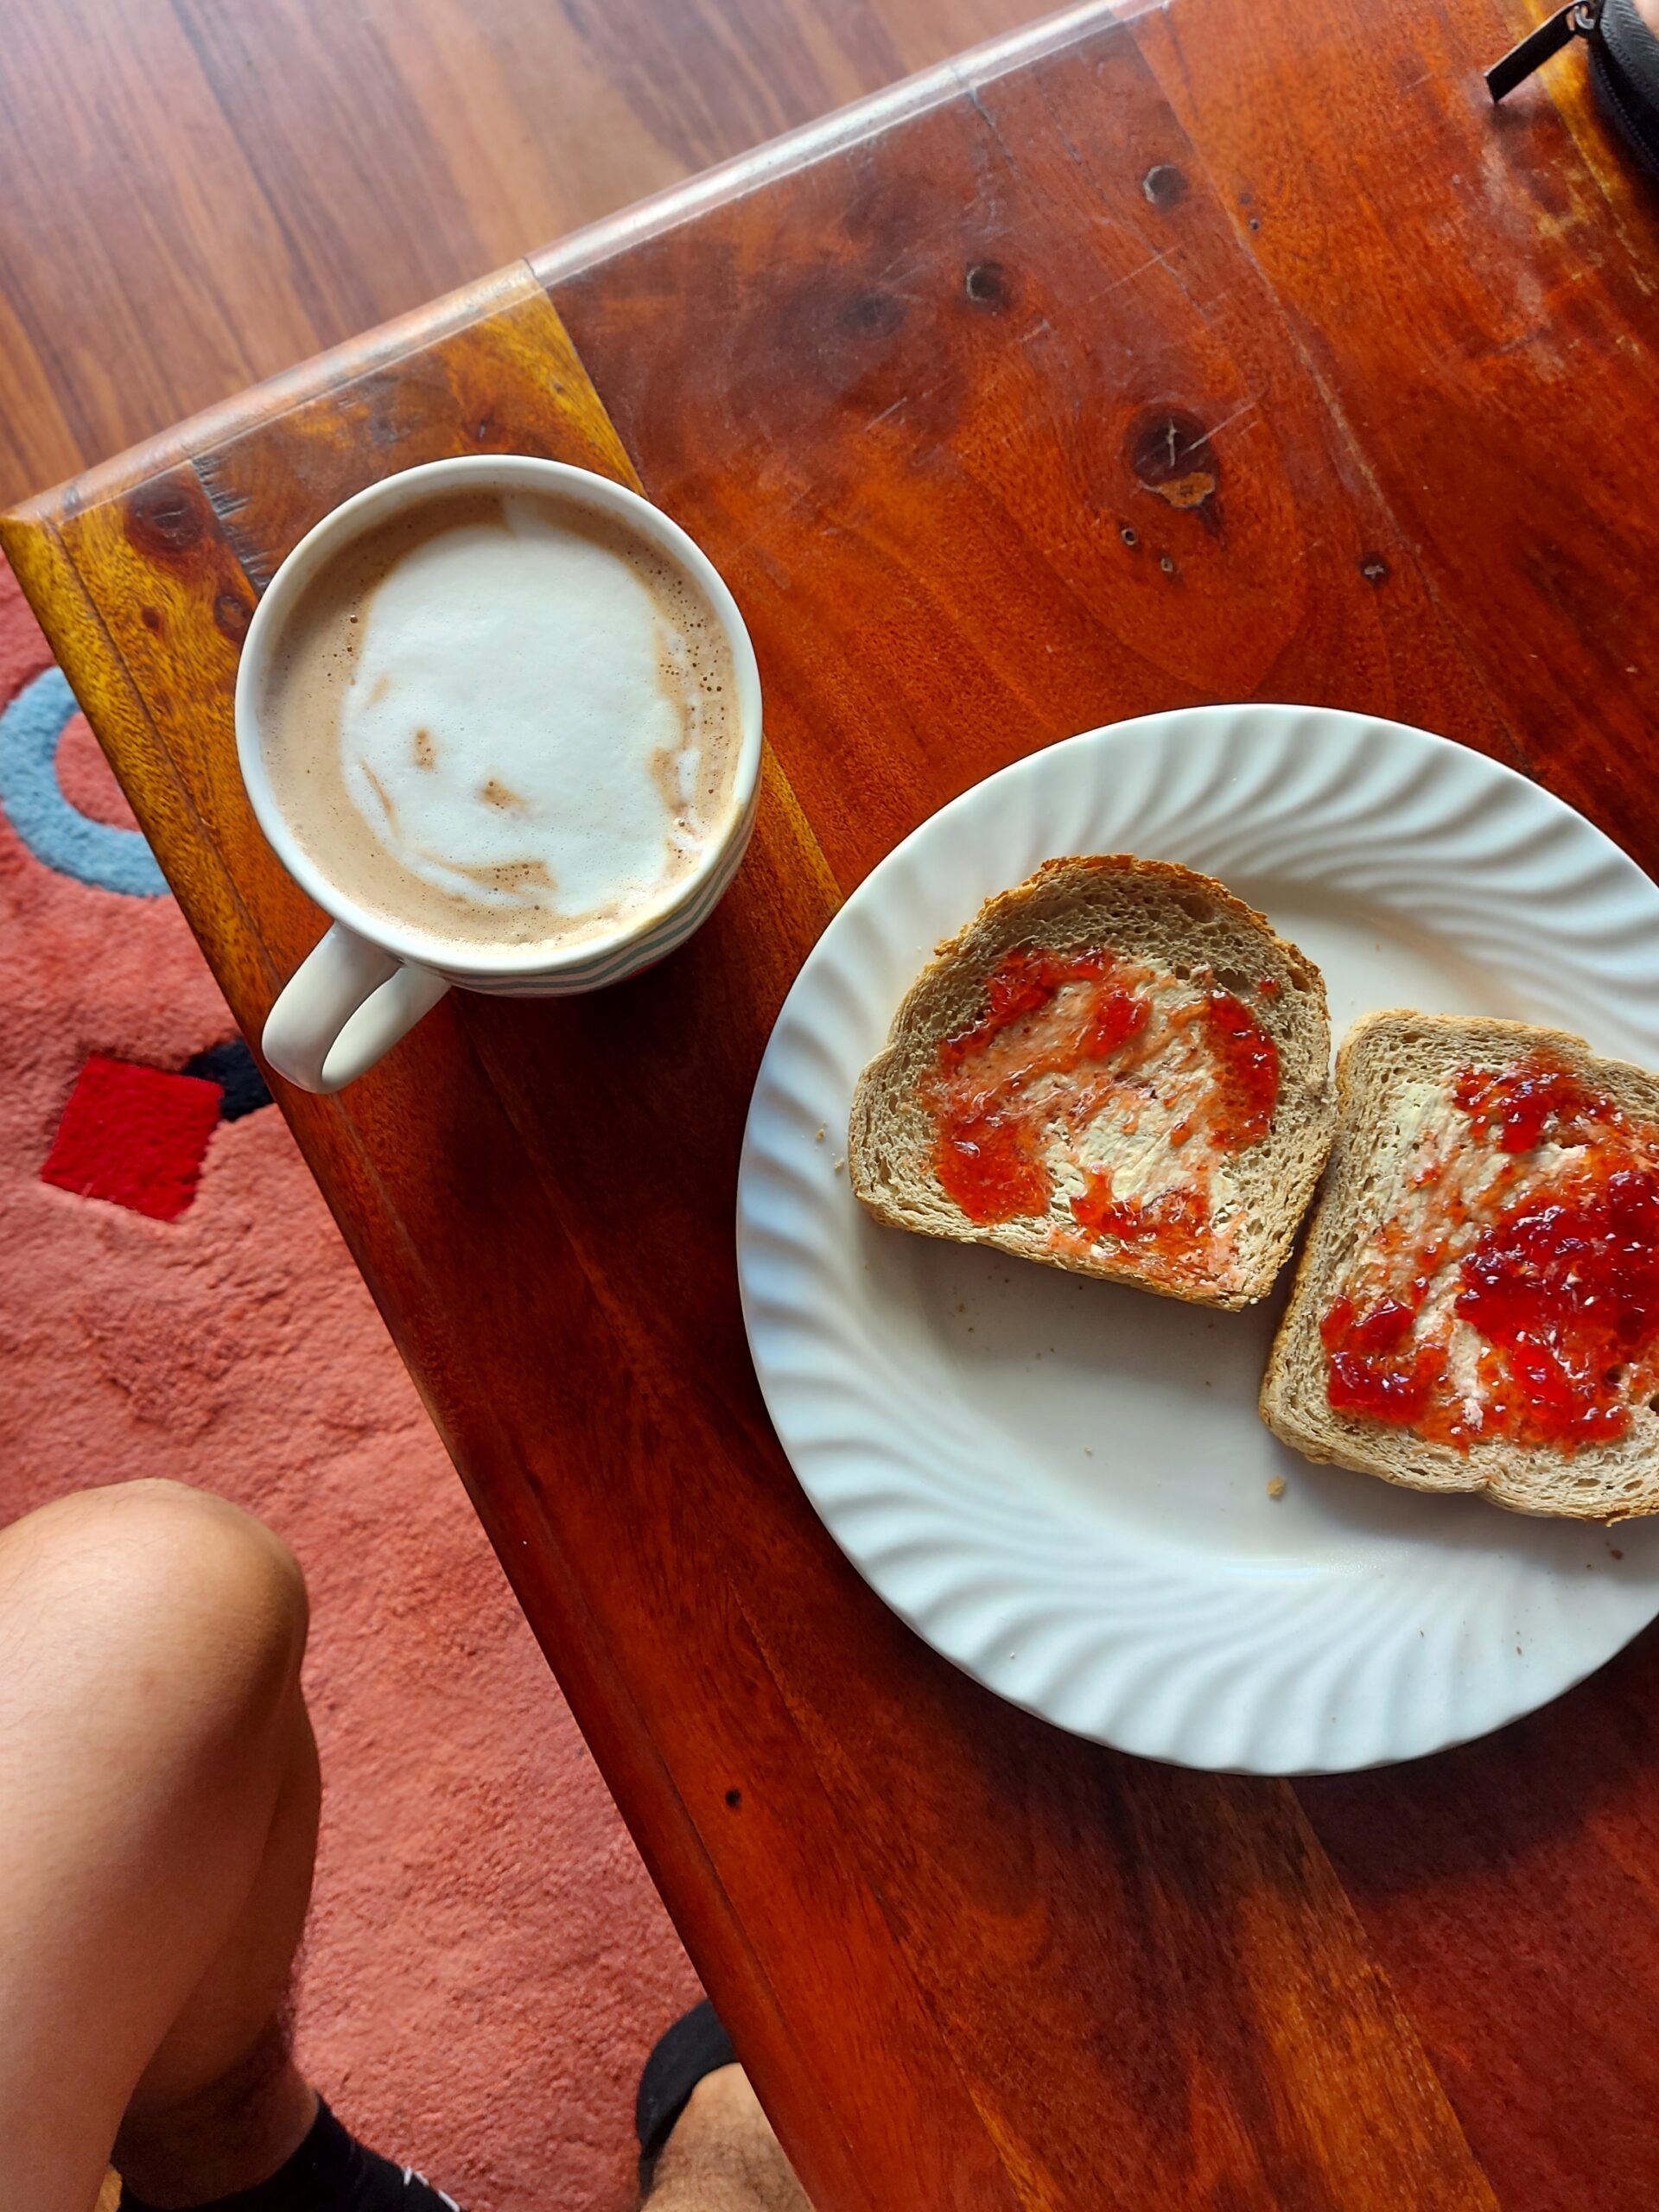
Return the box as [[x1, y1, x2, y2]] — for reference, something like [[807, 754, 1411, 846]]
[[259, 488, 740, 955]]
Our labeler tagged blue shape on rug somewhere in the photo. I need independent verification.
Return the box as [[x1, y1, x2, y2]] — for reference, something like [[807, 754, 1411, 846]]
[[0, 665, 169, 895]]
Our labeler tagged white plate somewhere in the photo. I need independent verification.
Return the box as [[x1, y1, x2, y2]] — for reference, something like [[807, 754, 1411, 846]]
[[737, 705, 1659, 1772]]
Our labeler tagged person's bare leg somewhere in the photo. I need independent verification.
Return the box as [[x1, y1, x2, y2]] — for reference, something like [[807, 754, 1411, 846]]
[[0, 1479, 319, 2212], [644, 2065, 812, 2211]]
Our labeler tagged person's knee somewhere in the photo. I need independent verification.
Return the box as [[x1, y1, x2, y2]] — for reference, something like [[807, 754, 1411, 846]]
[[0, 1479, 308, 1726]]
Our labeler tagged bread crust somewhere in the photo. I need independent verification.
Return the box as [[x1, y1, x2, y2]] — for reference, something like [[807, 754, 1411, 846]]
[[1261, 1009, 1659, 1520], [848, 855, 1334, 1310]]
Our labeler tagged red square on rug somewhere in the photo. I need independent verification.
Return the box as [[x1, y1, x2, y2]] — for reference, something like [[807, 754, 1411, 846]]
[[41, 1055, 223, 1221]]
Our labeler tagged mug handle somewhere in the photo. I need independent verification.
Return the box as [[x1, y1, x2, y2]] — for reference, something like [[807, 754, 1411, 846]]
[[262, 922, 451, 1095]]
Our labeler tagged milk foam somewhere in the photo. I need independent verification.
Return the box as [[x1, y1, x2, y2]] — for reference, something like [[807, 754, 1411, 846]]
[[259, 488, 740, 955], [344, 497, 705, 913]]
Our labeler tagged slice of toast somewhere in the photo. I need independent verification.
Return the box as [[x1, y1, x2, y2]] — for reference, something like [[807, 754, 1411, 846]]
[[1262, 1010, 1659, 1519], [848, 855, 1333, 1310]]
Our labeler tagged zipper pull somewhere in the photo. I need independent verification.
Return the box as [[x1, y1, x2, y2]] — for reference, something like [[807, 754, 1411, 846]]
[[1486, 0, 1600, 100]]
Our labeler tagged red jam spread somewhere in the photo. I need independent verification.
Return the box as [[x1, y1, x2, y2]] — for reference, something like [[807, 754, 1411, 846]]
[[1321, 1053, 1659, 1451], [1200, 989, 1280, 1150], [921, 943, 1281, 1281], [936, 948, 1142, 1069], [1071, 1171, 1213, 1268], [1452, 1058, 1603, 1154], [935, 1109, 1051, 1224], [1323, 1294, 1448, 1427]]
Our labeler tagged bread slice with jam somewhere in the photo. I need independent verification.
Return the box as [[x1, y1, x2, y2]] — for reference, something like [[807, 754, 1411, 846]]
[[1261, 1010, 1659, 1519], [848, 855, 1333, 1310]]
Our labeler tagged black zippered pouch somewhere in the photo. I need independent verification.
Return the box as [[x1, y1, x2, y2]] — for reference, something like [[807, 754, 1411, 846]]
[[1489, 0, 1659, 182]]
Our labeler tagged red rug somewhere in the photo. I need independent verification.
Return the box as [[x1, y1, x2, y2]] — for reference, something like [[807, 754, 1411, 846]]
[[0, 565, 696, 2209]]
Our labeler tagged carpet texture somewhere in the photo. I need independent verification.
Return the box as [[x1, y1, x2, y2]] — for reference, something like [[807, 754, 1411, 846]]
[[0, 565, 698, 2211]]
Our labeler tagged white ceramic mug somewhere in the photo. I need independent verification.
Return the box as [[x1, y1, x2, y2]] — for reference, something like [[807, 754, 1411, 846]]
[[235, 455, 764, 1094]]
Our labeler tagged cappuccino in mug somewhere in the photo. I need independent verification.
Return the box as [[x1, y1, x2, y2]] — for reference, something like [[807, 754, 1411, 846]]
[[257, 486, 741, 956]]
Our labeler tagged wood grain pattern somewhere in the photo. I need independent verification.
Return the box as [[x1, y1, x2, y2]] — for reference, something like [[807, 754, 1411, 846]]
[[1116, 7, 1659, 2204], [2, 257, 1494, 2208], [542, 3, 1659, 2201], [1135, 0, 1659, 849], [7, 0, 1659, 2200], [549, 14, 1523, 899], [0, 0, 1040, 509]]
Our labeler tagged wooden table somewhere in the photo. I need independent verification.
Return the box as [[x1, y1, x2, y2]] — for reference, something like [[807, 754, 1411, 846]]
[[9, 0, 1659, 2202]]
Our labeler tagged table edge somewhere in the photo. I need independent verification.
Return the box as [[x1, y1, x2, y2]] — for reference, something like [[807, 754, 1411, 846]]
[[1, 0, 1147, 531]]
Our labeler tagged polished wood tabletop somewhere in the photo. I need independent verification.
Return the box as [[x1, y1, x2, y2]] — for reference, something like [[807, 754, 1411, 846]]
[[10, 0, 1659, 2202]]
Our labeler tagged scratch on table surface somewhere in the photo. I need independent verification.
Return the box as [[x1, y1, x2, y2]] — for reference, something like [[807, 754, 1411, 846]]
[[1033, 69, 1104, 206], [720, 481, 818, 564], [873, 377, 950, 430], [1046, 100, 1091, 181], [962, 79, 1020, 175], [1204, 396, 1260, 444], [1080, 248, 1175, 306]]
